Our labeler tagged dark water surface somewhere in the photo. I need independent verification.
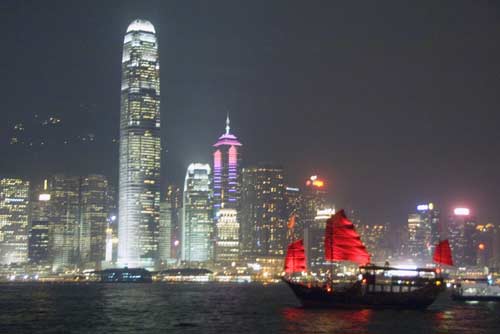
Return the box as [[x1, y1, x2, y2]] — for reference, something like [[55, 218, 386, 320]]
[[1, 283, 500, 333]]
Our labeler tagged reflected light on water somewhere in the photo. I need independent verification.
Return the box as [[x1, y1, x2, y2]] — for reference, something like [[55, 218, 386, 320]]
[[282, 307, 373, 333]]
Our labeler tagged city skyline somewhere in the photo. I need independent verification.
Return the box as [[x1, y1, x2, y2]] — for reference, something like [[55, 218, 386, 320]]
[[1, 3, 500, 333], [1, 1, 500, 227]]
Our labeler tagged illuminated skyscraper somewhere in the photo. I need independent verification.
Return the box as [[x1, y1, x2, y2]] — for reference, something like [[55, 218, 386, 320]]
[[0, 178, 30, 265], [159, 201, 172, 264], [474, 223, 497, 268], [166, 185, 183, 261], [29, 181, 52, 264], [292, 176, 331, 271], [28, 220, 49, 265], [213, 116, 242, 263], [26, 176, 109, 271], [118, 19, 161, 269], [301, 175, 327, 236], [407, 203, 439, 263], [305, 207, 335, 272], [105, 187, 118, 264], [447, 207, 476, 267], [358, 223, 389, 262], [159, 186, 182, 265], [240, 165, 286, 258], [182, 164, 213, 263], [105, 225, 114, 263], [215, 208, 239, 263], [80, 175, 108, 269], [49, 175, 80, 272], [284, 186, 302, 240]]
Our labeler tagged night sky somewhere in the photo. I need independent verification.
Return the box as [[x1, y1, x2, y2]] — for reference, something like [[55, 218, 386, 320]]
[[2, 0, 500, 226]]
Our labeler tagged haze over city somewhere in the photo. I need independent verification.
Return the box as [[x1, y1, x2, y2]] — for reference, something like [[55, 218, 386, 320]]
[[2, 0, 500, 226]]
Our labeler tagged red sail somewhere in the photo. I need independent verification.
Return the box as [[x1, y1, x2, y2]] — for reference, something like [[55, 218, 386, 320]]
[[324, 209, 371, 265], [284, 239, 307, 273], [433, 239, 453, 266]]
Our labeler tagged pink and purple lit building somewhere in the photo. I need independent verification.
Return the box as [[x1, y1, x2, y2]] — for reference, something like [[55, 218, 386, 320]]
[[213, 116, 242, 263], [213, 116, 242, 212]]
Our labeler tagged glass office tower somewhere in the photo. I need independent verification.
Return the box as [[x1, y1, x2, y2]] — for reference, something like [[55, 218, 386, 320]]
[[118, 19, 161, 269]]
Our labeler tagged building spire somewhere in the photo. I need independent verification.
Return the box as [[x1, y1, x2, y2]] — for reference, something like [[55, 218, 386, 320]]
[[225, 113, 230, 135]]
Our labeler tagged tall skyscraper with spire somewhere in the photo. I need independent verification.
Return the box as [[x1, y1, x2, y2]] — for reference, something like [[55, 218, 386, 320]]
[[118, 19, 161, 269], [213, 116, 242, 263]]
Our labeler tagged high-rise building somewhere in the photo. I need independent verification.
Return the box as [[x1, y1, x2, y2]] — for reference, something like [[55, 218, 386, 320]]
[[105, 185, 118, 264], [43, 175, 109, 271], [407, 214, 430, 262], [240, 165, 286, 258], [118, 19, 161, 269], [159, 185, 184, 265], [158, 186, 182, 265], [159, 201, 172, 264], [407, 203, 439, 263], [212, 116, 242, 263], [105, 224, 114, 263], [166, 185, 182, 261], [181, 164, 213, 263], [28, 220, 49, 265], [284, 186, 302, 240], [301, 175, 327, 238], [304, 207, 335, 272], [358, 223, 389, 262], [49, 175, 81, 272], [0, 178, 30, 265], [215, 208, 239, 264], [447, 207, 476, 267], [29, 181, 52, 264], [474, 223, 497, 268], [80, 175, 108, 269]]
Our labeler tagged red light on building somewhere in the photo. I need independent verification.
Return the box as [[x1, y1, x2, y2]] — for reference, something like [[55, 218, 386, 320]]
[[478, 243, 485, 251]]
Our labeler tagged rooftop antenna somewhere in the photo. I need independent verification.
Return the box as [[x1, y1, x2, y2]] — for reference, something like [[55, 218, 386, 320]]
[[225, 112, 230, 135]]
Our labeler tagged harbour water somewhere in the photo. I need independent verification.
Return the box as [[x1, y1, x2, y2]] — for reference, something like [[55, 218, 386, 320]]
[[1, 283, 499, 333]]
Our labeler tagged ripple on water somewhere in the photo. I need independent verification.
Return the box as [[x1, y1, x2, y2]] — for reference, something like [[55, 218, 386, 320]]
[[0, 283, 499, 334]]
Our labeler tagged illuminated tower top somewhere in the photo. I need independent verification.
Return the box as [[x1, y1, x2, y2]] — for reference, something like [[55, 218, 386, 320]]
[[213, 116, 242, 213], [214, 115, 242, 148], [126, 19, 156, 34]]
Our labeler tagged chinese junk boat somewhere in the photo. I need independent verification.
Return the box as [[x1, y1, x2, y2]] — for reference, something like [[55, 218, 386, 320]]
[[282, 210, 446, 309]]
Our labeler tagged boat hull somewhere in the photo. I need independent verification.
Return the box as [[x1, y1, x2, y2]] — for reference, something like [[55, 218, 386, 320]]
[[283, 278, 443, 309]]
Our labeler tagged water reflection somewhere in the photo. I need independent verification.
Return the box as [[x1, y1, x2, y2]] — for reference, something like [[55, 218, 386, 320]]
[[1, 283, 500, 333], [281, 304, 500, 334], [282, 307, 373, 333]]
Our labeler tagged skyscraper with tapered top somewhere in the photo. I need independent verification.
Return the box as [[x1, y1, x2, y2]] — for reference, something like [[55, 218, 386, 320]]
[[182, 163, 213, 263], [118, 19, 161, 269], [213, 116, 242, 264]]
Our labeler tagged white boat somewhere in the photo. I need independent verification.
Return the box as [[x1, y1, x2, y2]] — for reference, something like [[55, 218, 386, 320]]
[[452, 277, 500, 301]]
